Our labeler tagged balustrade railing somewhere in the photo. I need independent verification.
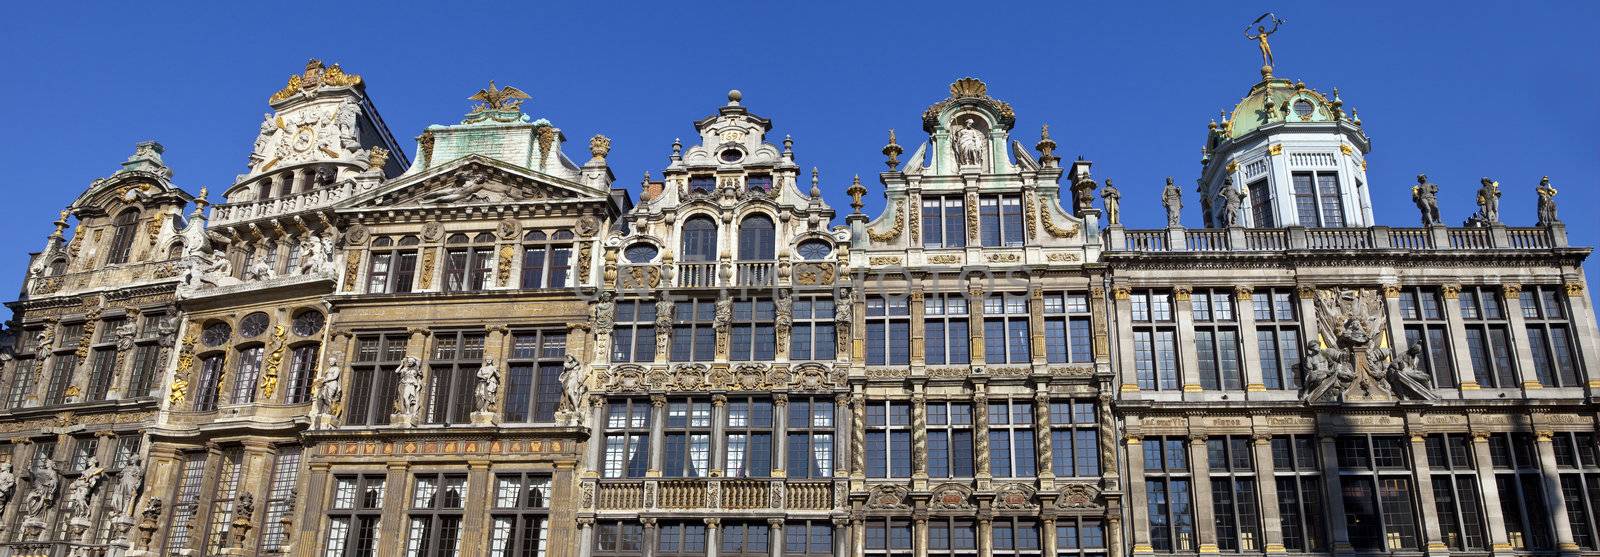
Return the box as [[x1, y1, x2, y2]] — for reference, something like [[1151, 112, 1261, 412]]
[[209, 182, 361, 225], [1185, 230, 1230, 252], [658, 480, 706, 508], [787, 481, 834, 510], [1387, 228, 1433, 250], [721, 479, 769, 509], [595, 482, 643, 510], [1126, 231, 1168, 252], [1105, 224, 1566, 254], [1243, 229, 1288, 251], [1305, 228, 1372, 250], [676, 262, 719, 288], [1506, 227, 1552, 249], [735, 260, 776, 287]]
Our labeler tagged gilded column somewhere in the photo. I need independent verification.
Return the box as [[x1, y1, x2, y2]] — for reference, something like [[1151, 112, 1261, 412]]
[[1468, 432, 1512, 553], [967, 284, 986, 364], [1535, 430, 1581, 553], [1030, 285, 1047, 365], [1186, 434, 1218, 554], [910, 291, 926, 368]]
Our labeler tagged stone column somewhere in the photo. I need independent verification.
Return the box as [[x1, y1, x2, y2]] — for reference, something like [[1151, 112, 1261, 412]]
[[773, 394, 789, 478], [832, 517, 851, 557], [768, 518, 785, 557], [1173, 288, 1203, 394], [851, 515, 866, 557], [648, 395, 666, 477], [1535, 430, 1581, 553], [1041, 516, 1058, 557], [236, 439, 279, 555], [1113, 288, 1138, 392], [575, 518, 594, 557], [550, 462, 578, 557], [1316, 435, 1353, 551], [378, 461, 409, 550], [1030, 285, 1048, 366], [295, 461, 332, 557], [1439, 284, 1479, 388], [1250, 434, 1286, 555], [914, 513, 929, 557], [641, 517, 658, 557], [910, 291, 927, 367], [849, 393, 865, 480], [457, 460, 492, 556], [1234, 287, 1267, 394], [140, 442, 183, 553], [705, 517, 721, 557], [1186, 434, 1217, 554], [1468, 433, 1512, 554], [973, 389, 991, 482], [911, 391, 927, 486], [835, 393, 852, 479], [1126, 434, 1153, 554], [1500, 284, 1544, 389], [968, 284, 987, 364], [584, 400, 608, 477], [1407, 434, 1446, 555], [1562, 283, 1600, 390], [978, 516, 994, 555], [711, 394, 728, 476], [1034, 389, 1054, 483]]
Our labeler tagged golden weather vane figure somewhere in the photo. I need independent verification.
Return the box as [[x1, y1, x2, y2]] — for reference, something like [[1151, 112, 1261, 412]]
[[1244, 13, 1286, 78]]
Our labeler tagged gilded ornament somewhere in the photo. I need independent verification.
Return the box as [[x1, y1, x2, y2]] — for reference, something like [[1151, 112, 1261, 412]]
[[1023, 192, 1038, 241], [536, 125, 558, 169], [1225, 160, 1238, 174], [1339, 144, 1353, 155], [269, 59, 363, 104], [966, 192, 981, 244], [1381, 284, 1401, 299], [367, 147, 389, 170], [419, 249, 436, 289], [342, 251, 360, 291], [1268, 144, 1283, 155], [496, 245, 515, 286], [589, 134, 611, 159], [1566, 282, 1584, 296], [468, 81, 531, 113], [865, 200, 905, 243], [259, 325, 287, 399], [1501, 283, 1521, 297], [1039, 201, 1080, 239]]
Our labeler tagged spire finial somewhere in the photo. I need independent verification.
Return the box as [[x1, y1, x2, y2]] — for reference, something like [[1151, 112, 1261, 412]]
[[671, 137, 682, 160], [882, 129, 903, 171], [1035, 124, 1059, 166], [727, 89, 742, 106], [809, 167, 821, 198], [783, 134, 794, 156]]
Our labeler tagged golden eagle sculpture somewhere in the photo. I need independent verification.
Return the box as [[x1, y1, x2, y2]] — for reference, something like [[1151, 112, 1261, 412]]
[[469, 81, 531, 113]]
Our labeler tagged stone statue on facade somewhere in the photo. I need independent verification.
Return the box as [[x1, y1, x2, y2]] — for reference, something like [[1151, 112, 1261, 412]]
[[134, 497, 163, 551], [231, 491, 256, 547], [313, 356, 343, 423], [297, 235, 335, 276], [953, 116, 987, 167], [654, 298, 674, 356], [1384, 343, 1438, 400], [246, 253, 277, 281], [593, 292, 616, 334], [66, 459, 106, 534], [1217, 182, 1247, 227], [336, 100, 361, 152], [1412, 174, 1442, 226], [394, 356, 423, 422], [1101, 179, 1122, 225], [115, 320, 138, 351], [1298, 341, 1350, 403], [1537, 176, 1560, 225], [253, 113, 277, 160], [558, 355, 588, 426], [1467, 177, 1501, 226], [474, 359, 500, 414], [21, 458, 60, 536], [420, 170, 516, 204], [1161, 177, 1183, 227], [0, 462, 16, 519], [1301, 288, 1400, 403], [112, 456, 144, 512], [713, 297, 733, 332]]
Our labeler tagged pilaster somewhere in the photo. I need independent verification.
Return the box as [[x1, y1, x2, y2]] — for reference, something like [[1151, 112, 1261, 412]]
[[1250, 434, 1286, 555]]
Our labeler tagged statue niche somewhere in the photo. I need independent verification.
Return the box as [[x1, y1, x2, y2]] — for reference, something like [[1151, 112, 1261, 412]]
[[951, 115, 990, 169]]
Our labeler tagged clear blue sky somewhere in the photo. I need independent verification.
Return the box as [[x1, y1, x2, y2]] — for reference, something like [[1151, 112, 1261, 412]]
[[2, 1, 1596, 316]]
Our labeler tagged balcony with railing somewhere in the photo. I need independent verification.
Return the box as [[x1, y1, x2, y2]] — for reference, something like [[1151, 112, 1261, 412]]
[[734, 260, 776, 287], [676, 262, 720, 288], [1103, 223, 1568, 254], [208, 180, 378, 226], [593, 479, 834, 511]]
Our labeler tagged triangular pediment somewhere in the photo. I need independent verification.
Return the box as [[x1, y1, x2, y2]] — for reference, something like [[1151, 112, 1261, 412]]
[[338, 155, 604, 211]]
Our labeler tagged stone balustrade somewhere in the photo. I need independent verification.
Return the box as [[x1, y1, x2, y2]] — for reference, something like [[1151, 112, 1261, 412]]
[[593, 479, 834, 511], [28, 259, 181, 297], [207, 181, 374, 226], [1104, 223, 1567, 253]]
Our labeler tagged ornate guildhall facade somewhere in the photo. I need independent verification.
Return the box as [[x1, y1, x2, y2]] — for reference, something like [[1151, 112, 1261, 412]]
[[0, 26, 1596, 557]]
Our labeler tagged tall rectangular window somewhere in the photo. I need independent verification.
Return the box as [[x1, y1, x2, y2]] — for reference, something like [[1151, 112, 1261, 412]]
[[203, 450, 244, 555], [193, 353, 224, 411], [786, 396, 834, 478], [427, 331, 485, 425], [1131, 291, 1180, 390], [1145, 436, 1195, 552], [865, 296, 911, 366], [1291, 171, 1345, 227], [655, 521, 706, 557], [923, 293, 970, 365], [610, 300, 657, 363], [85, 317, 120, 401], [1253, 289, 1301, 390], [922, 195, 966, 248], [720, 522, 770, 557], [729, 299, 777, 361], [784, 520, 833, 556], [1246, 178, 1274, 227], [406, 474, 466, 557], [984, 293, 1031, 364], [594, 521, 644, 555], [285, 344, 320, 404], [521, 230, 574, 289], [1338, 435, 1419, 550], [230, 345, 265, 404], [1488, 432, 1554, 550], [1208, 436, 1262, 551], [1192, 289, 1242, 390], [1043, 291, 1093, 364], [670, 298, 717, 362], [980, 194, 1026, 247], [504, 330, 565, 423], [927, 517, 977, 556], [1425, 434, 1487, 550], [44, 322, 81, 405], [864, 518, 914, 556], [864, 400, 912, 478], [443, 233, 493, 293], [325, 475, 386, 557], [367, 237, 420, 294], [788, 297, 837, 361], [663, 398, 713, 477], [988, 398, 1037, 478], [259, 446, 302, 552], [601, 399, 650, 478], [163, 453, 207, 555], [1521, 285, 1584, 387], [724, 396, 774, 478], [6, 328, 41, 408], [992, 517, 1042, 556], [1272, 435, 1327, 552], [1056, 516, 1107, 557], [1554, 432, 1600, 549], [1049, 400, 1100, 477], [1397, 287, 1456, 388], [1460, 286, 1519, 387], [926, 401, 975, 479], [345, 333, 405, 426], [489, 474, 551, 557]]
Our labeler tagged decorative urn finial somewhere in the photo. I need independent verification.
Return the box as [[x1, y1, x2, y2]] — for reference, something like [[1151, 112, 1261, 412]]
[[882, 129, 903, 171], [1036, 124, 1059, 165], [846, 174, 867, 214]]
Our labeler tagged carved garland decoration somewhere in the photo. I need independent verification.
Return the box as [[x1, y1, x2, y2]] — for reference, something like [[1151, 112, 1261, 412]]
[[496, 245, 515, 287], [342, 251, 361, 291], [1023, 192, 1038, 241], [866, 200, 905, 243], [419, 249, 437, 289], [1040, 199, 1080, 238]]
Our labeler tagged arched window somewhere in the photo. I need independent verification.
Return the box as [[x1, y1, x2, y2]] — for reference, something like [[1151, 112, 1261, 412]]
[[624, 243, 659, 264], [166, 243, 183, 261], [522, 230, 574, 289], [106, 209, 140, 264], [796, 240, 832, 261], [46, 258, 67, 276], [737, 214, 775, 260], [445, 233, 495, 292], [680, 217, 718, 262]]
